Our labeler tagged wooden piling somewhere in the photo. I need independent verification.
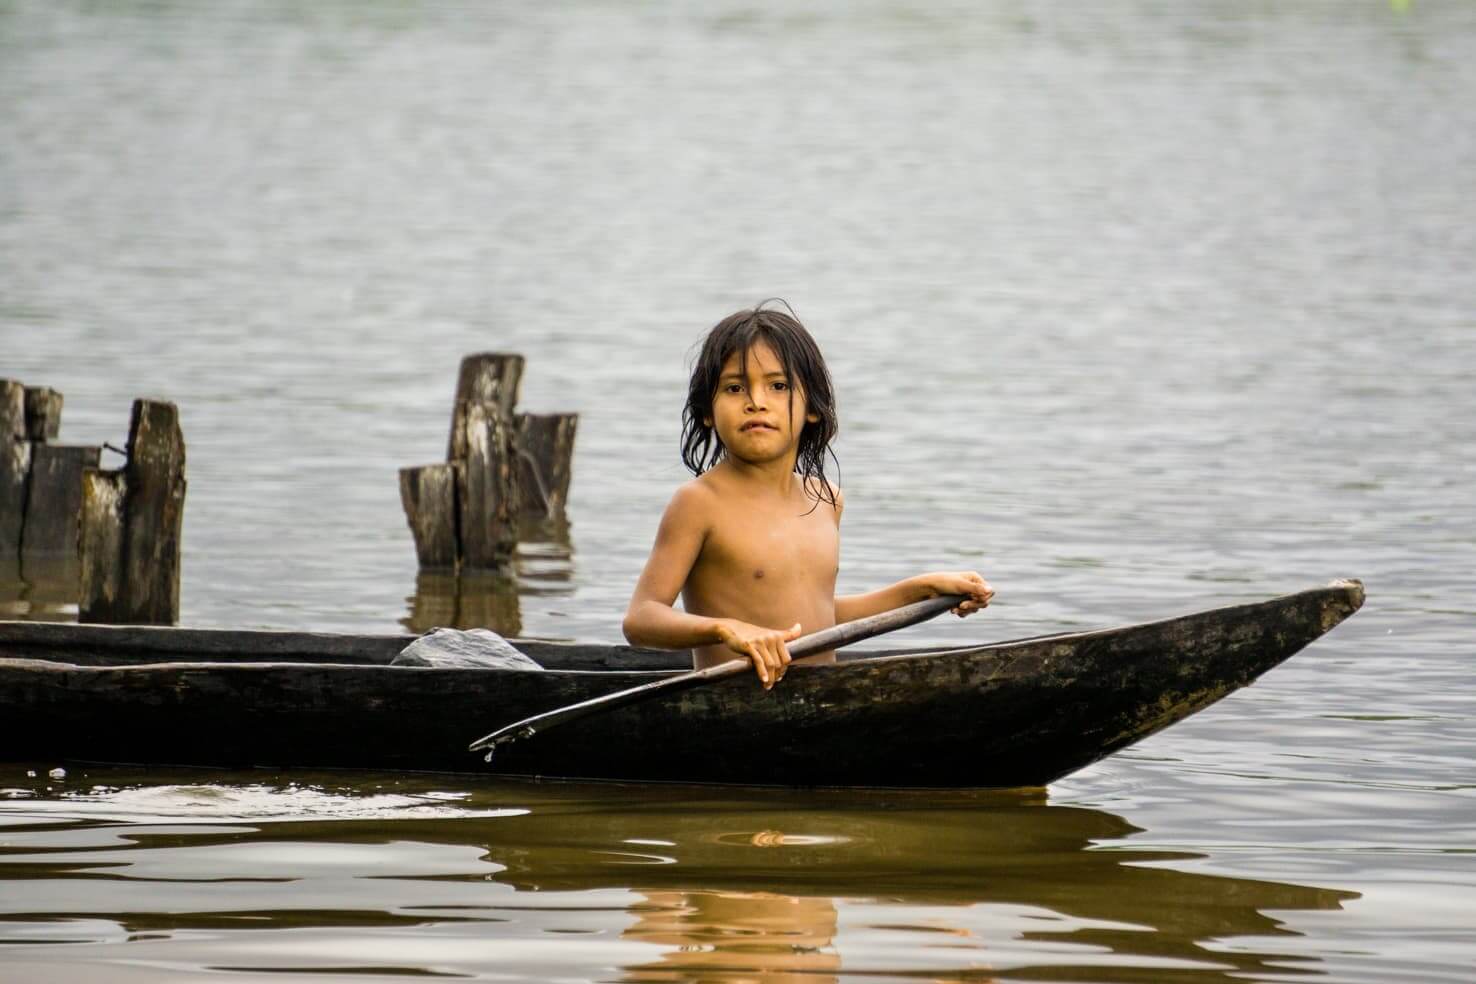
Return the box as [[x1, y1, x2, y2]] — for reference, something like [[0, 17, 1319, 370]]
[[515, 412, 578, 519], [23, 387, 63, 442], [78, 469, 127, 618], [0, 381, 28, 557], [398, 461, 461, 569], [22, 445, 100, 560], [447, 353, 524, 461], [401, 353, 576, 574], [459, 402, 519, 570], [79, 399, 187, 625]]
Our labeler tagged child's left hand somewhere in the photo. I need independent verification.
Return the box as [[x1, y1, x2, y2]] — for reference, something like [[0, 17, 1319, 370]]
[[918, 571, 995, 617]]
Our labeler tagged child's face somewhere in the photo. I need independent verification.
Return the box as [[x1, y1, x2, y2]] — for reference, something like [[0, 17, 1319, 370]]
[[706, 340, 819, 466]]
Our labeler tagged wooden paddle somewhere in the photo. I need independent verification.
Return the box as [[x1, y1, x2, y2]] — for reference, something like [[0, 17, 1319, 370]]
[[468, 593, 966, 760]]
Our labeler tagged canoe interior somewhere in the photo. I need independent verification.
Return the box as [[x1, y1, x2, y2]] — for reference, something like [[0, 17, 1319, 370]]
[[0, 619, 962, 671]]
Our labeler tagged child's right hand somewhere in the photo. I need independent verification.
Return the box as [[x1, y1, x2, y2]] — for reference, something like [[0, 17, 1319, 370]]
[[716, 619, 801, 690]]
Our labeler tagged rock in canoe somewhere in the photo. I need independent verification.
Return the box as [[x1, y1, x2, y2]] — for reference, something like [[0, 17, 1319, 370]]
[[0, 579, 1364, 788]]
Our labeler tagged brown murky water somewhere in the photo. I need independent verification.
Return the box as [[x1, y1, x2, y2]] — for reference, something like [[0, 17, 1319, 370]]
[[0, 770, 1368, 983], [3, 1, 1473, 980]]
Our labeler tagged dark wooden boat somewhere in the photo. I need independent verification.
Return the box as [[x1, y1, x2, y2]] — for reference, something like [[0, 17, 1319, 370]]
[[0, 579, 1363, 788]]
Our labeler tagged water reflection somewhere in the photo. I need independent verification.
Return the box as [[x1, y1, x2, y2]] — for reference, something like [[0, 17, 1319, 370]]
[[0, 772, 1358, 982], [401, 516, 574, 636], [627, 890, 841, 983], [0, 555, 77, 622], [475, 785, 1355, 983]]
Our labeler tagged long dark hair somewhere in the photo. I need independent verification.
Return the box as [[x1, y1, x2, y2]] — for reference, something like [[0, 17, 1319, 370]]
[[681, 300, 839, 508]]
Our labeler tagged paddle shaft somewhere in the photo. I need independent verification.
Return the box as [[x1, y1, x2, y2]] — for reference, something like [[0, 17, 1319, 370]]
[[468, 593, 966, 755]]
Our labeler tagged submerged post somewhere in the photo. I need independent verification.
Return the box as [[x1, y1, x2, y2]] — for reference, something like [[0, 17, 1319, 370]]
[[401, 353, 576, 575], [23, 445, 100, 562], [79, 399, 187, 624], [399, 461, 461, 569], [3, 380, 93, 565], [515, 412, 578, 520], [0, 381, 28, 558], [459, 402, 519, 569], [78, 468, 126, 617]]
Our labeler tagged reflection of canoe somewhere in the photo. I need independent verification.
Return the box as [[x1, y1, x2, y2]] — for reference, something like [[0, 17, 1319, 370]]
[[8, 771, 1357, 983], [0, 581, 1363, 787], [464, 783, 1358, 984]]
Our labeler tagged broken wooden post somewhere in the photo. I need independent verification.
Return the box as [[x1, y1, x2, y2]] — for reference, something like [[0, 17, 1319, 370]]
[[398, 461, 461, 569], [79, 399, 187, 625], [2, 379, 94, 604], [3, 380, 99, 563], [78, 468, 125, 618], [23, 445, 100, 561], [403, 354, 524, 571], [459, 402, 519, 569], [401, 353, 577, 576], [447, 353, 524, 461], [24, 386, 63, 442], [515, 412, 578, 520], [0, 381, 28, 558]]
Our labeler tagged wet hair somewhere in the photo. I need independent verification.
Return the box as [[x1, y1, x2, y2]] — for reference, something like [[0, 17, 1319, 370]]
[[681, 300, 839, 508]]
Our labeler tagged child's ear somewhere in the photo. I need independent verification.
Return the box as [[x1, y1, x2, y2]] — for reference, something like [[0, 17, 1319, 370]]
[[805, 412, 821, 423], [703, 416, 713, 427]]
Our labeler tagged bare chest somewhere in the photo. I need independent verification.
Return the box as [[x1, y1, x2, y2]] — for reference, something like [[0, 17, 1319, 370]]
[[697, 504, 839, 590]]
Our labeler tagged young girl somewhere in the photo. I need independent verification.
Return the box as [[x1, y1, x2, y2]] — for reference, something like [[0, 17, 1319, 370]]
[[622, 303, 994, 689]]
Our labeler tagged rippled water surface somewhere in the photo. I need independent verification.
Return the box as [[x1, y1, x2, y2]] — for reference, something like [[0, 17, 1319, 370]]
[[2, 1, 1473, 981]]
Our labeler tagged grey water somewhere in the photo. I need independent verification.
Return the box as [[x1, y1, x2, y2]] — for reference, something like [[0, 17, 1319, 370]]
[[2, 1, 1473, 981]]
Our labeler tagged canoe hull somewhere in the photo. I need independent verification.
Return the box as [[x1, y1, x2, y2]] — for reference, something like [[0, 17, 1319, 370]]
[[0, 581, 1364, 787]]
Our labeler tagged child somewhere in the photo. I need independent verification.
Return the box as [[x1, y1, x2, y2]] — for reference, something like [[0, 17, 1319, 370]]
[[622, 302, 994, 689]]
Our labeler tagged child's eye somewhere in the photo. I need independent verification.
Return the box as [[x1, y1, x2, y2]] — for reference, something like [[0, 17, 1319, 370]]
[[772, 381, 789, 391], [724, 383, 744, 394]]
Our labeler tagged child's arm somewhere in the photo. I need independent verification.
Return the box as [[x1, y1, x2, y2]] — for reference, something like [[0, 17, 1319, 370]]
[[622, 484, 800, 688], [835, 571, 994, 624]]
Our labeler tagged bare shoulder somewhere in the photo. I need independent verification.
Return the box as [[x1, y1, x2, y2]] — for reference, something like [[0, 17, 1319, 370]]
[[661, 477, 718, 530], [807, 478, 843, 525]]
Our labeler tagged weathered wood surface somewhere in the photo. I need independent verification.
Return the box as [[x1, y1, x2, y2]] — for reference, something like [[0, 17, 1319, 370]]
[[398, 462, 461, 569], [515, 412, 578, 519], [0, 616, 678, 668], [78, 399, 187, 625], [1, 382, 27, 440], [404, 354, 577, 570], [0, 381, 28, 557], [23, 386, 63, 442], [0, 582, 1364, 786], [447, 353, 524, 462], [0, 619, 414, 665], [459, 402, 518, 569], [121, 401, 187, 622], [22, 444, 100, 559], [78, 469, 127, 618], [0, 443, 29, 558]]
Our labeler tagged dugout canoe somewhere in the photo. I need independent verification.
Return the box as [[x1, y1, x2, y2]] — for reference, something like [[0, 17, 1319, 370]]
[[0, 579, 1364, 788]]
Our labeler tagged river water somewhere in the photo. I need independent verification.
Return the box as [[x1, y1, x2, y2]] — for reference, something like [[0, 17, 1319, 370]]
[[2, 1, 1473, 981]]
